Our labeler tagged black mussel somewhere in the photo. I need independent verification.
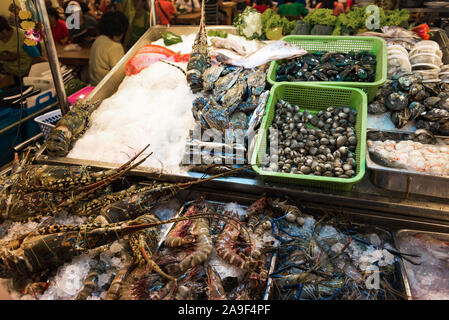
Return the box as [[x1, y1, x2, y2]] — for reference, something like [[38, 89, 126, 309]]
[[303, 54, 320, 66], [284, 62, 296, 74], [422, 109, 449, 122], [312, 70, 328, 81], [413, 129, 436, 144], [368, 101, 387, 114], [423, 96, 441, 109], [391, 108, 411, 128], [409, 83, 427, 101], [438, 122, 449, 135], [398, 75, 418, 91], [385, 92, 409, 111], [409, 102, 425, 120], [423, 82, 440, 96], [416, 119, 440, 134], [439, 96, 449, 111], [276, 74, 289, 81], [276, 64, 286, 75]]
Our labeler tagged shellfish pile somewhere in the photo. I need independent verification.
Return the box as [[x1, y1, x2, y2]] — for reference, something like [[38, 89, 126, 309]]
[[262, 100, 358, 178], [275, 51, 377, 82], [368, 74, 449, 135]]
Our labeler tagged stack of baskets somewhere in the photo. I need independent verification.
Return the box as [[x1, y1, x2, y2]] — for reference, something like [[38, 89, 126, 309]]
[[252, 35, 387, 191]]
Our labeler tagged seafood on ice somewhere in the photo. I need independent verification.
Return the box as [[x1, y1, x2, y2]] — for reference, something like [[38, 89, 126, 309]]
[[212, 41, 307, 69], [125, 44, 190, 76], [396, 232, 449, 300], [368, 139, 449, 176]]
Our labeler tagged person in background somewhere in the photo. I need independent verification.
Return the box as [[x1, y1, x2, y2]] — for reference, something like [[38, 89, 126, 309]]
[[155, 0, 177, 26], [253, 0, 271, 14], [100, 0, 121, 12], [89, 11, 128, 85], [65, 1, 98, 43], [0, 284, 12, 300], [176, 0, 200, 13], [56, 0, 67, 18], [125, 0, 151, 49], [48, 7, 70, 45], [272, 0, 304, 7], [0, 16, 33, 83], [77, 0, 103, 19], [375, 0, 399, 11], [277, 0, 308, 17], [344, 0, 352, 12], [315, 0, 345, 16], [121, 0, 135, 21]]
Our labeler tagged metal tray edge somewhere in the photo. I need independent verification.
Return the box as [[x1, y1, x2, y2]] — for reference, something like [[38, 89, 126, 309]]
[[394, 228, 449, 301]]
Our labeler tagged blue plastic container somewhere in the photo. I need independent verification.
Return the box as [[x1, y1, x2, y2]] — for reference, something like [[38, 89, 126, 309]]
[[22, 90, 58, 140]]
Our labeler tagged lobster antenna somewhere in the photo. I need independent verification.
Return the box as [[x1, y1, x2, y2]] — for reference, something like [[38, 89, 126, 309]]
[[176, 165, 251, 189]]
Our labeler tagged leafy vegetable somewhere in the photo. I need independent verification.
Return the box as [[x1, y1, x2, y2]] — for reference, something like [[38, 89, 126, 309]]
[[233, 7, 263, 40], [304, 6, 410, 35], [303, 9, 336, 27], [337, 7, 367, 31], [207, 30, 228, 38], [384, 9, 410, 27], [261, 9, 296, 37]]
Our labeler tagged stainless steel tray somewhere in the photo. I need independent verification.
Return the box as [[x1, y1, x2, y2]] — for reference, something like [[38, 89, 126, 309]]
[[366, 130, 449, 200], [156, 187, 423, 300], [394, 229, 449, 300], [266, 222, 407, 300], [152, 190, 276, 300]]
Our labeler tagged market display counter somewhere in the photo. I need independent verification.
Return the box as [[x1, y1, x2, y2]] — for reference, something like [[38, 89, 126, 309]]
[[4, 22, 449, 301], [34, 25, 449, 228]]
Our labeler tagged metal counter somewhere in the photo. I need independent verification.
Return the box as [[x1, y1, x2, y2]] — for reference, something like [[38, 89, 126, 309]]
[[34, 26, 449, 228]]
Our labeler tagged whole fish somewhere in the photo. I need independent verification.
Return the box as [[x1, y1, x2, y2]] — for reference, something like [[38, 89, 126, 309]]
[[213, 41, 307, 69], [210, 37, 248, 56], [125, 44, 190, 76]]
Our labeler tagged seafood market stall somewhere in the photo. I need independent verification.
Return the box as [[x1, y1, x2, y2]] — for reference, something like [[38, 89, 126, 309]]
[[33, 26, 449, 222], [2, 13, 449, 299]]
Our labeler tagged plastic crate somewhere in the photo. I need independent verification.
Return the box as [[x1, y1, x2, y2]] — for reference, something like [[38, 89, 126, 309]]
[[22, 89, 58, 140], [266, 35, 387, 102], [251, 83, 367, 191], [34, 109, 62, 140]]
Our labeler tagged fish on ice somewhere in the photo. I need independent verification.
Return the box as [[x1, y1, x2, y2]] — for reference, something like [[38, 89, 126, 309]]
[[212, 41, 307, 69]]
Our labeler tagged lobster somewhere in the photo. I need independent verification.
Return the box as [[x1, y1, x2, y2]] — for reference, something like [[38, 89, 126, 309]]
[[206, 265, 226, 300], [186, 0, 210, 93], [84, 167, 249, 225], [45, 100, 101, 157], [1, 145, 152, 223], [0, 209, 245, 279]]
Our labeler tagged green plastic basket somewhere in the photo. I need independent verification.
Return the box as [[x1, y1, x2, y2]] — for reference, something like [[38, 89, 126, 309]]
[[267, 35, 387, 102], [251, 83, 367, 191]]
